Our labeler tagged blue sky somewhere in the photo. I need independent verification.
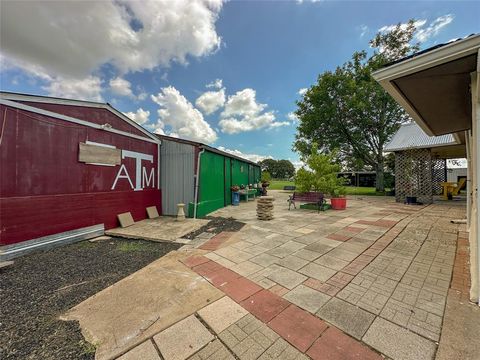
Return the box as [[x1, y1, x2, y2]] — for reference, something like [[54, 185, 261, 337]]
[[1, 1, 479, 165]]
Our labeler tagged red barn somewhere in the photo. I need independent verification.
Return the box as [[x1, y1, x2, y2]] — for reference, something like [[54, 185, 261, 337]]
[[0, 92, 161, 259]]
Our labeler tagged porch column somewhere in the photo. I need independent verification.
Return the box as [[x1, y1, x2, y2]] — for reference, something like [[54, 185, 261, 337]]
[[470, 54, 480, 303]]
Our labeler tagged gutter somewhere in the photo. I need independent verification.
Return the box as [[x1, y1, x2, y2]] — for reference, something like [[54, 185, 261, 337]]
[[193, 148, 205, 219]]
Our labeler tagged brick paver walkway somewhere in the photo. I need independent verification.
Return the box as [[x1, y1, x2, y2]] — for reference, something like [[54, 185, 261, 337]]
[[117, 192, 467, 360]]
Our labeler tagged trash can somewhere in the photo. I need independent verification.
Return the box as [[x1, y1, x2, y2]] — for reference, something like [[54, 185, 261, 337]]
[[232, 191, 240, 206]]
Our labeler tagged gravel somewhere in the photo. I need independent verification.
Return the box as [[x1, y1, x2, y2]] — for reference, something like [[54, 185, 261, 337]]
[[183, 216, 245, 240], [0, 238, 180, 360]]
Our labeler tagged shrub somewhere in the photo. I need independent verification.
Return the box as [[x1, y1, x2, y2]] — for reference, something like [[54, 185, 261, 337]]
[[295, 144, 347, 196]]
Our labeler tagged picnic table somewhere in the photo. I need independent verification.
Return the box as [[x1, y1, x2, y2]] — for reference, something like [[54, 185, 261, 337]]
[[239, 188, 256, 201]]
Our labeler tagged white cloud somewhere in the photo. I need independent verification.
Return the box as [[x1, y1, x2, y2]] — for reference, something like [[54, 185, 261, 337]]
[[0, 1, 224, 79], [219, 88, 289, 134], [44, 76, 103, 102], [195, 88, 226, 115], [379, 15, 454, 43], [0, 0, 224, 100], [291, 160, 304, 170], [359, 24, 368, 38], [123, 108, 150, 125], [206, 78, 223, 89], [415, 15, 454, 42], [110, 77, 134, 98], [151, 86, 218, 143], [217, 146, 272, 163], [298, 88, 308, 96], [287, 112, 299, 122]]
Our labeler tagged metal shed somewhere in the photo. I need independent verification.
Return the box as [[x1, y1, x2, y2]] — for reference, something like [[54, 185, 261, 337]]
[[156, 135, 261, 218]]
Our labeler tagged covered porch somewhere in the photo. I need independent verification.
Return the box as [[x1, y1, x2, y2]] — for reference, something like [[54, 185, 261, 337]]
[[373, 34, 480, 303]]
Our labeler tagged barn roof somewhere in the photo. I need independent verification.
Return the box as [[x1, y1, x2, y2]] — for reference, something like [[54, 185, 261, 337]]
[[155, 134, 260, 166], [0, 91, 159, 142], [384, 122, 458, 152]]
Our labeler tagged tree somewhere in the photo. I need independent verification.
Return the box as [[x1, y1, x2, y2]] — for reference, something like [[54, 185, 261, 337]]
[[277, 160, 295, 179], [258, 159, 295, 179], [295, 144, 346, 196], [294, 20, 419, 191]]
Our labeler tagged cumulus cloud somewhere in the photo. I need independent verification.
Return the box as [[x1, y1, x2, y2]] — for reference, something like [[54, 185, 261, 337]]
[[217, 146, 272, 163], [151, 86, 218, 143], [110, 77, 134, 98], [0, 0, 224, 79], [44, 76, 103, 102], [219, 88, 289, 134], [195, 88, 226, 114], [298, 88, 308, 96], [0, 1, 224, 100], [379, 15, 454, 43], [123, 108, 150, 125]]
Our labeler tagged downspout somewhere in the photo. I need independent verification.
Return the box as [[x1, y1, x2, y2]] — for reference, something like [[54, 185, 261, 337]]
[[193, 148, 205, 219], [466, 130, 471, 228]]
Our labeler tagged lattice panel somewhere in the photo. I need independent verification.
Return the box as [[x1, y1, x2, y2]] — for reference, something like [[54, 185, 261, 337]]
[[395, 149, 433, 204], [432, 158, 447, 195]]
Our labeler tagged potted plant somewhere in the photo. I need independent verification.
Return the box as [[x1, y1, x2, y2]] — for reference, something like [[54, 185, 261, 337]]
[[296, 144, 348, 209], [330, 182, 347, 210], [231, 185, 240, 206]]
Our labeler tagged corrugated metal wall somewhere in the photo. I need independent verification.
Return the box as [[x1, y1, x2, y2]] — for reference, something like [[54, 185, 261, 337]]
[[160, 139, 196, 216]]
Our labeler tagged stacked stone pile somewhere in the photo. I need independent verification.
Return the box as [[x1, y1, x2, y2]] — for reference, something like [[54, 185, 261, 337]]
[[257, 196, 274, 221]]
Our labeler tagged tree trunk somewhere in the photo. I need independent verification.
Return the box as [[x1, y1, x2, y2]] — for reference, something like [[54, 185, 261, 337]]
[[375, 162, 385, 192]]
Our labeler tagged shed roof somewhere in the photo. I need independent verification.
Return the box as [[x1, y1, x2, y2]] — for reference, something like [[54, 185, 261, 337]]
[[154, 134, 260, 167], [384, 122, 458, 152]]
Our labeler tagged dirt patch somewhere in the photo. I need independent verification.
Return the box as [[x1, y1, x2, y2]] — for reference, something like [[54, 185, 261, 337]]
[[183, 216, 245, 240], [0, 238, 180, 360]]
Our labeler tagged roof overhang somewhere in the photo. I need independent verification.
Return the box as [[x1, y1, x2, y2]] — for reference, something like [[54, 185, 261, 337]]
[[373, 35, 480, 137]]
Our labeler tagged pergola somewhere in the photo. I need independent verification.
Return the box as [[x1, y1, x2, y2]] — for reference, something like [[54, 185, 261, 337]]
[[385, 122, 466, 204], [373, 34, 480, 303]]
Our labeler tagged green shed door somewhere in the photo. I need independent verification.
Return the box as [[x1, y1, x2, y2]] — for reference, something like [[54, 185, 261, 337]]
[[224, 157, 232, 206]]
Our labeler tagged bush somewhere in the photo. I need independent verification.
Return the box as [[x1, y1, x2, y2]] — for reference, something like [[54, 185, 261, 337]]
[[261, 171, 272, 182], [295, 145, 347, 196]]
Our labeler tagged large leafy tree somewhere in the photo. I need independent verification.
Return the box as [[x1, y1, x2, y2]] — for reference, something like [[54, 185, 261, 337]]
[[294, 20, 420, 191], [258, 159, 295, 179]]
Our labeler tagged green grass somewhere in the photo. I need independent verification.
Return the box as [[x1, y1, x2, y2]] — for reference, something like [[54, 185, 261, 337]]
[[116, 241, 148, 252], [269, 180, 391, 196]]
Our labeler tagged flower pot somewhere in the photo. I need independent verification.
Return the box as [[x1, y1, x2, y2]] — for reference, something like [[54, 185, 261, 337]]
[[232, 191, 240, 206], [405, 196, 417, 205], [330, 197, 347, 210]]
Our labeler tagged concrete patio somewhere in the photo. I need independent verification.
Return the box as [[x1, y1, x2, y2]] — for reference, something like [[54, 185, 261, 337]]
[[66, 190, 478, 360]]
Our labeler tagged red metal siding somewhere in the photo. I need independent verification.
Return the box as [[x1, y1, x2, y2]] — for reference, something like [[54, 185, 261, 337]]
[[0, 105, 161, 245], [19, 101, 146, 137]]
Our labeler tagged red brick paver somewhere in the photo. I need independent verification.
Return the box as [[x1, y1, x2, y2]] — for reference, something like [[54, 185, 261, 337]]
[[218, 276, 263, 302], [344, 226, 365, 234], [307, 327, 382, 360], [268, 304, 328, 352], [199, 231, 235, 251], [181, 255, 210, 268], [327, 233, 351, 242], [240, 289, 290, 323], [451, 231, 471, 300]]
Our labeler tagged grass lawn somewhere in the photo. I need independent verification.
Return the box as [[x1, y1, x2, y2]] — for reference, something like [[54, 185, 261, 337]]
[[269, 180, 391, 196]]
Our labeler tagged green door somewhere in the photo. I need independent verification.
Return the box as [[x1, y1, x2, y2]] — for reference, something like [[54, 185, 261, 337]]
[[224, 157, 232, 206]]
